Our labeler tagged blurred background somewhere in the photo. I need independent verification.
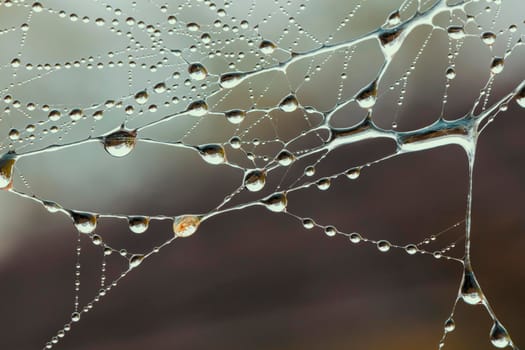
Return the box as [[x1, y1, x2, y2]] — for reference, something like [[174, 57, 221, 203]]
[[0, 0, 524, 349]]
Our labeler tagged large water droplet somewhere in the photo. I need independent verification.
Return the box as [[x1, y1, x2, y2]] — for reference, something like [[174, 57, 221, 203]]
[[103, 129, 137, 157], [276, 150, 295, 166], [188, 63, 208, 81], [279, 95, 299, 112], [259, 40, 277, 55], [244, 169, 266, 192], [219, 72, 246, 89], [515, 86, 525, 108], [134, 90, 149, 105], [173, 215, 201, 237], [490, 57, 504, 75], [405, 244, 418, 255], [71, 312, 81, 322], [128, 216, 149, 234], [444, 318, 455, 333], [187, 100, 208, 116], [0, 152, 16, 189], [197, 144, 226, 164], [262, 192, 287, 212], [489, 321, 511, 348], [71, 212, 97, 234], [447, 25, 465, 40], [224, 109, 246, 124], [377, 240, 391, 252], [460, 268, 483, 305], [481, 32, 496, 45], [355, 80, 377, 109], [129, 254, 144, 269]]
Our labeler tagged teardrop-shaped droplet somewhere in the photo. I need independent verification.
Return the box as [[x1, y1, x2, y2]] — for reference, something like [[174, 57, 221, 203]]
[[262, 192, 287, 212], [71, 212, 97, 234], [187, 100, 208, 116], [489, 321, 511, 348], [345, 167, 360, 180], [279, 95, 299, 112], [276, 150, 295, 166], [302, 218, 315, 229], [490, 57, 504, 75], [0, 152, 17, 189], [244, 169, 266, 192], [386, 10, 401, 26], [128, 216, 150, 234], [224, 109, 246, 124], [219, 72, 246, 89], [377, 240, 391, 252], [481, 32, 496, 45], [43, 200, 62, 213], [198, 144, 226, 165], [447, 25, 465, 40], [355, 80, 377, 109], [460, 267, 483, 305], [405, 244, 418, 255], [173, 215, 201, 237], [515, 86, 525, 108], [103, 129, 137, 157], [188, 63, 208, 81], [444, 318, 455, 333], [316, 178, 331, 190], [134, 90, 149, 105], [129, 254, 144, 269], [259, 40, 277, 55]]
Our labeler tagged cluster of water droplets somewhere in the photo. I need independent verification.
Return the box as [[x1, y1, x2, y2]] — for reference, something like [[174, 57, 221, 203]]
[[0, 0, 523, 348]]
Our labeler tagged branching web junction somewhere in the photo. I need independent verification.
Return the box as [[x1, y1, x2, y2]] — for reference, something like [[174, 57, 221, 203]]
[[0, 0, 524, 349]]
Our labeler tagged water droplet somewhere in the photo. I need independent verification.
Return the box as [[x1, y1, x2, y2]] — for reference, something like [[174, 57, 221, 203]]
[[48, 110, 61, 121], [128, 216, 150, 234], [229, 136, 241, 149], [377, 240, 391, 252], [386, 10, 401, 26], [134, 90, 149, 105], [8, 129, 19, 141], [481, 32, 497, 45], [317, 178, 331, 190], [186, 22, 200, 31], [173, 215, 201, 237], [71, 212, 97, 234], [324, 226, 336, 237], [515, 86, 525, 108], [224, 109, 246, 124], [447, 26, 465, 40], [276, 150, 295, 166], [460, 267, 483, 305], [349, 232, 362, 243], [302, 218, 314, 229], [153, 82, 167, 93], [43, 200, 62, 213], [489, 321, 511, 348], [0, 152, 16, 189], [197, 144, 226, 164], [305, 166, 315, 177], [345, 167, 360, 180], [91, 234, 102, 245], [71, 312, 80, 322], [444, 318, 455, 333], [279, 95, 299, 112], [187, 100, 208, 116], [355, 80, 377, 109], [32, 2, 43, 12], [259, 40, 277, 54], [219, 72, 246, 89], [69, 109, 83, 121], [188, 63, 208, 81], [262, 192, 287, 212], [405, 244, 418, 255], [490, 57, 504, 75], [103, 129, 137, 157], [244, 169, 266, 192], [446, 67, 456, 80], [129, 254, 144, 269]]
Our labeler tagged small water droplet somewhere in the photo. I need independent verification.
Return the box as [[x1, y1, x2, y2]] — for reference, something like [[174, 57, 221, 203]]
[[489, 321, 511, 348], [345, 167, 360, 180], [0, 152, 17, 189], [316, 178, 331, 190], [224, 109, 246, 124], [405, 244, 418, 255], [279, 95, 299, 112], [103, 129, 137, 157], [305, 166, 315, 177], [91, 234, 102, 245], [377, 240, 391, 252], [187, 100, 208, 116], [386, 10, 401, 26], [481, 32, 496, 45], [324, 226, 336, 237], [69, 109, 83, 121], [460, 267, 483, 305], [349, 232, 362, 243], [71, 212, 97, 234], [515, 86, 525, 108], [186, 22, 200, 31], [446, 67, 456, 80], [262, 192, 287, 212], [173, 215, 201, 237], [129, 254, 144, 269], [444, 318, 455, 333], [198, 144, 226, 164], [43, 200, 62, 213], [259, 40, 277, 54], [276, 150, 295, 166], [302, 218, 314, 229], [447, 25, 465, 40], [8, 129, 20, 141], [244, 169, 266, 192], [128, 216, 150, 234], [188, 63, 208, 81], [71, 312, 80, 322], [490, 57, 504, 75], [219, 72, 246, 89], [134, 90, 149, 105], [355, 80, 377, 109]]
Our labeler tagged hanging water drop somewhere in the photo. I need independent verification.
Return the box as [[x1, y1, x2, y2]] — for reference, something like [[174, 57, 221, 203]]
[[129, 254, 144, 269], [446, 67, 456, 80], [197, 144, 226, 165], [490, 57, 504, 75], [447, 26, 465, 40], [0, 152, 17, 189], [188, 63, 208, 81], [481, 32, 497, 45], [71, 212, 97, 234], [349, 232, 362, 243], [405, 244, 418, 255], [515, 86, 525, 108], [259, 40, 277, 55], [224, 109, 246, 124], [279, 94, 299, 112], [276, 150, 295, 166], [386, 10, 401, 26], [43, 200, 62, 213], [219, 72, 246, 89], [91, 234, 102, 246], [244, 169, 266, 192], [128, 216, 149, 234], [102, 129, 137, 158], [489, 321, 511, 348], [134, 90, 149, 105], [71, 312, 81, 322], [173, 215, 201, 237], [345, 167, 360, 180], [302, 218, 314, 229], [187, 100, 208, 116], [324, 226, 336, 237], [444, 318, 455, 333], [460, 267, 483, 305], [355, 80, 377, 109], [262, 192, 287, 212], [316, 178, 331, 190], [377, 240, 391, 252]]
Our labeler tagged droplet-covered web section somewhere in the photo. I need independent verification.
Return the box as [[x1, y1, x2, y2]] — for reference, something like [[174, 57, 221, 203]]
[[0, 0, 523, 349]]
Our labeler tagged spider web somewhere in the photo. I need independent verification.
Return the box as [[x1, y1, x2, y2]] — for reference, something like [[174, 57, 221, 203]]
[[0, 0, 524, 349]]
